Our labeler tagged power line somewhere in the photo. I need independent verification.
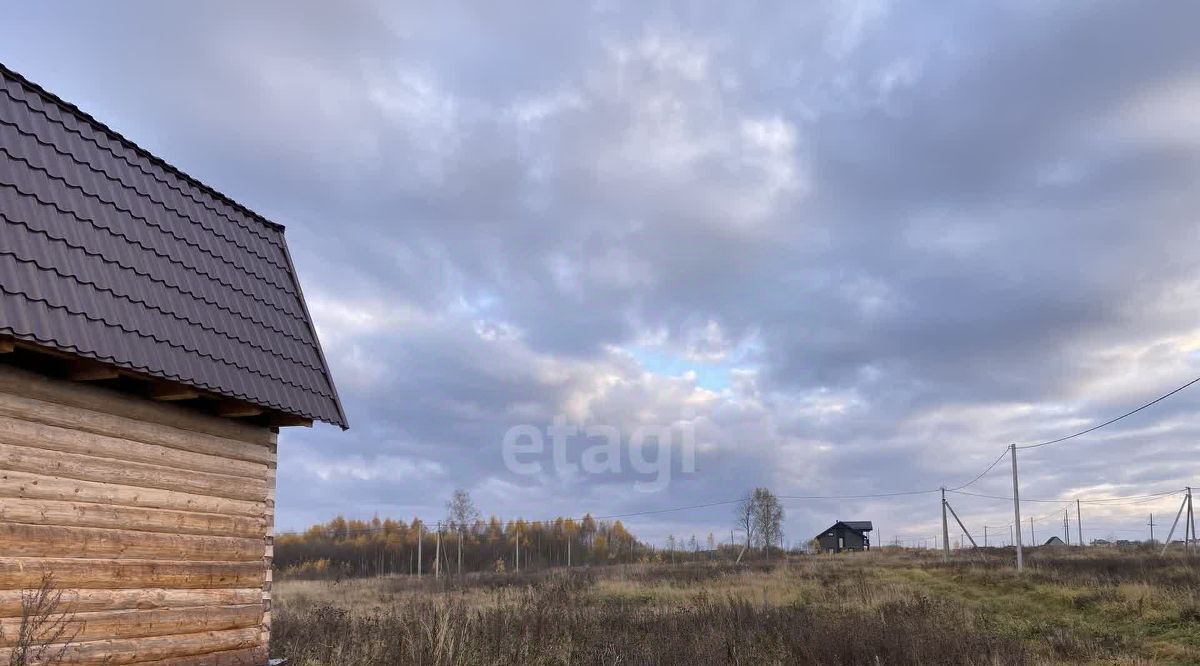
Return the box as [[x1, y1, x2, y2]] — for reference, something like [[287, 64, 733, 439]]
[[1017, 374, 1200, 450], [939, 373, 1200, 498], [946, 447, 1011, 491], [948, 488, 1182, 505]]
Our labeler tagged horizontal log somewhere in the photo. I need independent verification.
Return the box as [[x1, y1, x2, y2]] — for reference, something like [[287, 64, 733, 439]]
[[0, 604, 261, 647], [0, 558, 265, 590], [0, 498, 266, 538], [0, 442, 268, 502], [0, 588, 262, 618], [0, 627, 261, 665], [0, 523, 264, 561], [0, 379, 274, 462], [0, 364, 274, 447], [0, 416, 268, 480], [0, 470, 266, 517], [130, 645, 268, 666]]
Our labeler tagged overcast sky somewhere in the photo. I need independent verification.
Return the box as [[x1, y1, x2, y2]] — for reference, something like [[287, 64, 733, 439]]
[[4, 1, 1199, 548]]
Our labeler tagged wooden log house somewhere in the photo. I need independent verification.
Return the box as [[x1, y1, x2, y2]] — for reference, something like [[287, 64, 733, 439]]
[[0, 63, 347, 664]]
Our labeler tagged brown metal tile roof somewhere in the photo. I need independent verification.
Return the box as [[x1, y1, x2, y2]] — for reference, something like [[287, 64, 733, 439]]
[[0, 63, 347, 428]]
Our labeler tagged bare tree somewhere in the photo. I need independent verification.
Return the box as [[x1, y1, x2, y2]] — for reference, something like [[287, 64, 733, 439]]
[[6, 574, 76, 666], [446, 489, 480, 575], [752, 487, 784, 554], [733, 488, 784, 560], [734, 491, 756, 558]]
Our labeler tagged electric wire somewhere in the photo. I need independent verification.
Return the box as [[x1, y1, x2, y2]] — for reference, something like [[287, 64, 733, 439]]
[[948, 488, 1182, 505], [945, 446, 1011, 491], [1017, 374, 1200, 450]]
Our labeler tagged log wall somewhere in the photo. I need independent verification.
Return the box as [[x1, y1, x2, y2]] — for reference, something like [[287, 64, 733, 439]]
[[0, 365, 274, 665]]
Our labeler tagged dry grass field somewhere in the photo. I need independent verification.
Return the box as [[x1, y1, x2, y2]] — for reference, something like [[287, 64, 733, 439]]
[[271, 547, 1200, 665]]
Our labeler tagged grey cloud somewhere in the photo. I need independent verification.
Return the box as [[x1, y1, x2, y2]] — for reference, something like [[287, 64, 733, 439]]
[[4, 1, 1200, 543]]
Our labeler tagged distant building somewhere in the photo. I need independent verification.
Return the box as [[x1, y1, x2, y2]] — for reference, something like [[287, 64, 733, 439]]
[[1043, 536, 1066, 547], [815, 521, 873, 553]]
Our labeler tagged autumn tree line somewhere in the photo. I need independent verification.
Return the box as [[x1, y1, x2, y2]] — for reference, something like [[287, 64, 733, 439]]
[[275, 490, 644, 579], [275, 488, 788, 579]]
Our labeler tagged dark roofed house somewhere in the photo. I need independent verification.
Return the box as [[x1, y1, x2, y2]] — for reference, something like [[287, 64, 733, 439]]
[[815, 520, 873, 553], [1043, 536, 1066, 547], [0, 62, 343, 663]]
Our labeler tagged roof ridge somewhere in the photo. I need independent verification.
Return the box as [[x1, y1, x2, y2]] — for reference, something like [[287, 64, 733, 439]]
[[0, 61, 287, 233]]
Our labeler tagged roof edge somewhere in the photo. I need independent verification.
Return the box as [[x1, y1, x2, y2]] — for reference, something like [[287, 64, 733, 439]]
[[0, 61, 286, 233], [277, 236, 349, 430]]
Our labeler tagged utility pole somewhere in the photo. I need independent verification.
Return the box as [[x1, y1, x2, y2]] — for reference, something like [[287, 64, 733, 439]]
[[1030, 516, 1035, 544], [435, 522, 442, 579], [984, 525, 988, 547], [1010, 444, 1023, 571], [1148, 514, 1156, 545], [941, 487, 950, 561], [515, 526, 520, 573], [1063, 510, 1069, 545], [1188, 487, 1196, 553], [1077, 499, 1083, 547], [417, 522, 423, 579], [1184, 487, 1194, 553], [567, 536, 572, 567]]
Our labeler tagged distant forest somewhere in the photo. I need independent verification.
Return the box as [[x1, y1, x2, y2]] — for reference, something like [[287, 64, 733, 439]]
[[274, 488, 781, 579], [274, 489, 654, 578], [275, 513, 641, 578]]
